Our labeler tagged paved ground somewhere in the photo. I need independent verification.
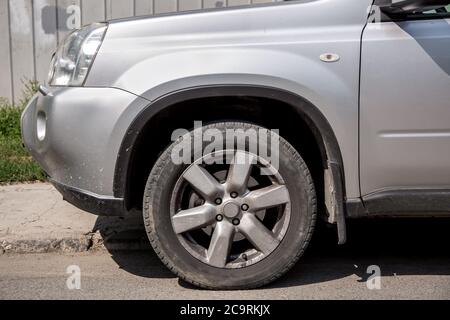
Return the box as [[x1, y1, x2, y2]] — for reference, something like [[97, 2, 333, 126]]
[[0, 183, 147, 253], [1, 218, 450, 299], [0, 183, 449, 299], [0, 183, 97, 241]]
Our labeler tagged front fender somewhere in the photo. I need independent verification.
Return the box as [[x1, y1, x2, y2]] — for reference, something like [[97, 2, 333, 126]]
[[92, 47, 360, 199], [111, 84, 349, 243]]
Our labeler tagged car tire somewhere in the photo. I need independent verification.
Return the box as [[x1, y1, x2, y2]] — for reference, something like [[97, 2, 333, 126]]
[[143, 122, 317, 289]]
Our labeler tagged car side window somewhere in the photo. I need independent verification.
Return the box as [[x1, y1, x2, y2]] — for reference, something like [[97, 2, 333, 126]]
[[412, 4, 450, 17], [374, 1, 450, 21]]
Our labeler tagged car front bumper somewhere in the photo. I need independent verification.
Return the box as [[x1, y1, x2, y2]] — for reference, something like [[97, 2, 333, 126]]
[[21, 86, 149, 216]]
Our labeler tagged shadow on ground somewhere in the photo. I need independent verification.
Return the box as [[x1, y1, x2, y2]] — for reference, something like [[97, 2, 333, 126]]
[[93, 214, 450, 288], [270, 218, 450, 289], [92, 213, 174, 279]]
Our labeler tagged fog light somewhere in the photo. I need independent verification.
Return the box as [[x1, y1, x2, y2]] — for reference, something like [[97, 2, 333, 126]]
[[36, 111, 47, 141]]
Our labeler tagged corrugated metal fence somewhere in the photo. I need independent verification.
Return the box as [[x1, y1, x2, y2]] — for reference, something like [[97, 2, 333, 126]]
[[0, 0, 276, 103]]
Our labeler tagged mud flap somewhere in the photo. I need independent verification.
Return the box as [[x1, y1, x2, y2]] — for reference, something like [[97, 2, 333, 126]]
[[324, 161, 347, 244]]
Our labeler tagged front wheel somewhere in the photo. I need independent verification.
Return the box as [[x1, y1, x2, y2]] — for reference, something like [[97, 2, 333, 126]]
[[143, 122, 316, 289]]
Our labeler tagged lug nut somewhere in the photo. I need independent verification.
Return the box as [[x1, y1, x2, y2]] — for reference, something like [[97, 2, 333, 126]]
[[216, 214, 224, 222], [232, 218, 240, 226], [230, 192, 238, 198], [215, 198, 222, 205], [241, 204, 249, 211]]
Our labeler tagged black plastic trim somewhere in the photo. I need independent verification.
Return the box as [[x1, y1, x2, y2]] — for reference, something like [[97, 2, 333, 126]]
[[50, 179, 125, 216], [379, 12, 450, 22], [346, 189, 450, 217], [345, 198, 368, 218]]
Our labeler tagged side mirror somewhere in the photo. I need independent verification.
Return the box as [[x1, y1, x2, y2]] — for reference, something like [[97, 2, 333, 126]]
[[380, 0, 449, 15]]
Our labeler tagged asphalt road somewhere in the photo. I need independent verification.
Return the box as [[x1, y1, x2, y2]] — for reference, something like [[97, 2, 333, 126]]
[[1, 219, 449, 300]]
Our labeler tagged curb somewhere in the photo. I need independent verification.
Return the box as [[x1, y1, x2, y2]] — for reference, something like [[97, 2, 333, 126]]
[[0, 231, 153, 255], [0, 182, 152, 255]]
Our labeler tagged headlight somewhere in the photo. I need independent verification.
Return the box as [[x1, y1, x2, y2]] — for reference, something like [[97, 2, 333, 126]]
[[48, 23, 107, 86]]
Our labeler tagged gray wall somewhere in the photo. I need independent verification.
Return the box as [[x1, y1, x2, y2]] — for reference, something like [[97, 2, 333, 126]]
[[0, 0, 276, 104]]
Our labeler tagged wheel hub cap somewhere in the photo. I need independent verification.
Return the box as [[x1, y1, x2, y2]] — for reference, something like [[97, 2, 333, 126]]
[[222, 201, 240, 219]]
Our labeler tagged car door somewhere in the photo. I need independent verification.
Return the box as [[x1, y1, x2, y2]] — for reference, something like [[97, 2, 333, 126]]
[[360, 1, 450, 206]]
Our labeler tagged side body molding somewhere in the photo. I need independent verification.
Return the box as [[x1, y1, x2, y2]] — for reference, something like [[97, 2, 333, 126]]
[[113, 85, 348, 243]]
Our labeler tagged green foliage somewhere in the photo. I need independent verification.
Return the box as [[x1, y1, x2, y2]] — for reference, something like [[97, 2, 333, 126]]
[[0, 101, 23, 138], [18, 80, 40, 107], [0, 136, 46, 183], [0, 80, 45, 183]]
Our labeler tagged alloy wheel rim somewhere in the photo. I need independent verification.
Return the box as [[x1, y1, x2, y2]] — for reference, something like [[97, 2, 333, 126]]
[[170, 150, 291, 269]]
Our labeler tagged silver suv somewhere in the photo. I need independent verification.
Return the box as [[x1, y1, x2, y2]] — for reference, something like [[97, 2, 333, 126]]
[[21, 0, 450, 289]]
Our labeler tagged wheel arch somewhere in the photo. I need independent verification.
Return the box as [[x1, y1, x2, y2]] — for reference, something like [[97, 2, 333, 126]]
[[114, 85, 348, 243]]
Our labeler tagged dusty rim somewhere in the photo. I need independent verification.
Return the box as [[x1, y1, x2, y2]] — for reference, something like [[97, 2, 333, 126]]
[[170, 150, 291, 269]]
